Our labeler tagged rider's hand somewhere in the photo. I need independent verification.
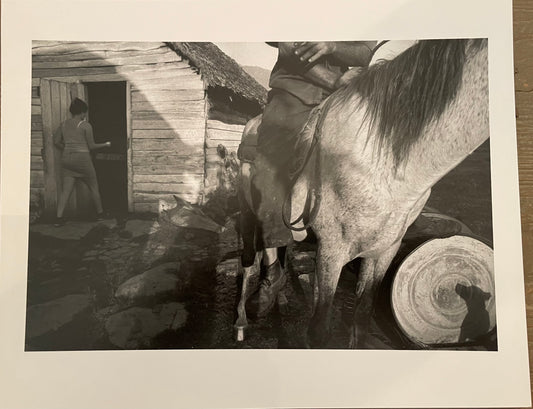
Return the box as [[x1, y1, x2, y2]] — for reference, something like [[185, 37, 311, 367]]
[[294, 42, 337, 64], [105, 141, 111, 147]]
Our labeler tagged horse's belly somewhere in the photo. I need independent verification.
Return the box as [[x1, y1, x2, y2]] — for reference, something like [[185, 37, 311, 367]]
[[355, 191, 430, 258]]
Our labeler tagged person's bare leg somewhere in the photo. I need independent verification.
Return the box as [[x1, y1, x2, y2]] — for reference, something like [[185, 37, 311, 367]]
[[56, 176, 76, 219], [85, 177, 104, 215]]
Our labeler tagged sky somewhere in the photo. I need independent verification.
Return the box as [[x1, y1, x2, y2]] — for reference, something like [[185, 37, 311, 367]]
[[215, 42, 277, 69]]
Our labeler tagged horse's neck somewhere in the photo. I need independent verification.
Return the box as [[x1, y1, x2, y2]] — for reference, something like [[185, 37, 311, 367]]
[[399, 43, 489, 191]]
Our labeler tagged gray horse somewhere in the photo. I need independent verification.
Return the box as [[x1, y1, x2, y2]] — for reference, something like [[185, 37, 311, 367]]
[[236, 39, 489, 348]]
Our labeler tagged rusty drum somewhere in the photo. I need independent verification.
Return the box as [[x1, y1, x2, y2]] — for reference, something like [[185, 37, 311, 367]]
[[391, 235, 495, 345]]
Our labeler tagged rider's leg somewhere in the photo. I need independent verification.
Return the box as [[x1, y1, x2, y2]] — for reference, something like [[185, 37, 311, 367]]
[[247, 90, 316, 317], [247, 247, 286, 318]]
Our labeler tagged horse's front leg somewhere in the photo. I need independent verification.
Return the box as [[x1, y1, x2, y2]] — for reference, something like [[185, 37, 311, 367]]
[[350, 241, 401, 348], [307, 242, 350, 348], [235, 257, 260, 341], [235, 167, 259, 341]]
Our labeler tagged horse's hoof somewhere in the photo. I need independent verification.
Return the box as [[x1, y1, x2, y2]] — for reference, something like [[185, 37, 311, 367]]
[[234, 324, 247, 342]]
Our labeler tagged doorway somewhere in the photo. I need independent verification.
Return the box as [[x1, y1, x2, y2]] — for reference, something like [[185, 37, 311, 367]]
[[86, 82, 128, 214]]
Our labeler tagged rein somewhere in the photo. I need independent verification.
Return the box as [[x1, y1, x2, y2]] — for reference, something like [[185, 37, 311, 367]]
[[369, 40, 389, 61], [281, 96, 334, 232]]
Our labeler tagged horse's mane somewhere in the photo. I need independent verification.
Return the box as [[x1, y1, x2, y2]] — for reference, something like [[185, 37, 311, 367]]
[[335, 39, 486, 167]]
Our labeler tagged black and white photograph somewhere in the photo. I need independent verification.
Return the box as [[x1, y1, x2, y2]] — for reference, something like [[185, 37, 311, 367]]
[[25, 39, 495, 351], [1, 1, 530, 408]]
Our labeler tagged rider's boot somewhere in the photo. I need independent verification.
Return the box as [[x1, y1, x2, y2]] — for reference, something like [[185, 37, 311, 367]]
[[246, 259, 287, 318]]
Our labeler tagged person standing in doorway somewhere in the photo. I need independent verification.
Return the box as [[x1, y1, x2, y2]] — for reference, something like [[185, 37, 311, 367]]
[[53, 97, 110, 226]]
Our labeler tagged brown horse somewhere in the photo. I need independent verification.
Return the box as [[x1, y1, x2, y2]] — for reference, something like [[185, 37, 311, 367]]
[[236, 39, 489, 348]]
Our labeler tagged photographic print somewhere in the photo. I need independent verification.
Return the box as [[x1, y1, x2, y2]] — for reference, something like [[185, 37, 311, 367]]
[[2, 1, 530, 408], [26, 39, 495, 351]]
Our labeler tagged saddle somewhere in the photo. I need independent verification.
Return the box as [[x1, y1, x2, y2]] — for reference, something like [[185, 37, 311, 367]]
[[237, 106, 323, 235], [237, 106, 322, 177]]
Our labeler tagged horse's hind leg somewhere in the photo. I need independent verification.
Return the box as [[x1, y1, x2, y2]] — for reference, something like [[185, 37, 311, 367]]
[[307, 242, 350, 348], [350, 241, 401, 348]]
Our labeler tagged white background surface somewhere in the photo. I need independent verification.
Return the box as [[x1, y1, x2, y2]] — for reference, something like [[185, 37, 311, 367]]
[[0, 0, 530, 408]]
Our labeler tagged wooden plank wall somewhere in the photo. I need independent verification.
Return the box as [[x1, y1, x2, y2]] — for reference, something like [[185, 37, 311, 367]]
[[30, 78, 44, 208], [32, 41, 207, 213], [205, 119, 244, 195]]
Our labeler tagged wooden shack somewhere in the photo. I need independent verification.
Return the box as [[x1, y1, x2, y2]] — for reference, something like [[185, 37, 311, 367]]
[[30, 41, 267, 217]]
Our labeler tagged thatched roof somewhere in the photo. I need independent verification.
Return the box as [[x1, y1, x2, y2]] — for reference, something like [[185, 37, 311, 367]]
[[167, 42, 267, 106]]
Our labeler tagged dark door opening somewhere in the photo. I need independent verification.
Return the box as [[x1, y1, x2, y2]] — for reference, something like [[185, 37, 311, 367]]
[[86, 82, 128, 214]]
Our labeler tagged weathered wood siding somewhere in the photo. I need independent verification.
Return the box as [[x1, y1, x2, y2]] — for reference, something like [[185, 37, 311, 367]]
[[205, 119, 244, 195], [32, 41, 207, 213], [30, 78, 44, 209]]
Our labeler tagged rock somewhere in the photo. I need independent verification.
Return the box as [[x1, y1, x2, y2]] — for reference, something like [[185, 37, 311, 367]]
[[124, 220, 160, 239], [98, 219, 118, 229], [287, 250, 316, 276], [114, 262, 189, 306], [105, 302, 188, 349], [25, 294, 91, 339], [216, 258, 240, 278], [95, 304, 122, 319], [119, 230, 133, 239], [30, 222, 97, 241], [160, 197, 225, 234]]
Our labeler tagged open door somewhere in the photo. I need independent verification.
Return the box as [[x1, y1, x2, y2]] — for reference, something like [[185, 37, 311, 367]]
[[86, 81, 129, 215], [41, 79, 91, 217]]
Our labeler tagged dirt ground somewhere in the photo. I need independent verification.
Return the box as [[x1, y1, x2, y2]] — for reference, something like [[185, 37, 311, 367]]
[[25, 140, 494, 351]]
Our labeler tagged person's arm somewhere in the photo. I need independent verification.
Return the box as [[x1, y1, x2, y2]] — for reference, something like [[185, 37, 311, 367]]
[[301, 64, 342, 91], [277, 41, 376, 91], [53, 125, 64, 150], [294, 41, 377, 67], [82, 122, 110, 150], [276, 42, 340, 91]]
